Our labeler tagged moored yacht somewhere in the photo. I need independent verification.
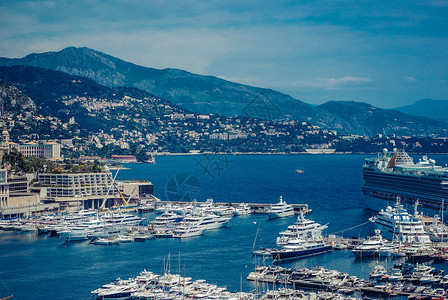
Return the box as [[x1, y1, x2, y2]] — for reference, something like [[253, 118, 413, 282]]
[[173, 224, 205, 238], [351, 230, 390, 258], [270, 237, 332, 261], [233, 203, 253, 216], [369, 198, 431, 244], [101, 211, 145, 226], [150, 211, 183, 229], [267, 196, 295, 219], [276, 211, 328, 245]]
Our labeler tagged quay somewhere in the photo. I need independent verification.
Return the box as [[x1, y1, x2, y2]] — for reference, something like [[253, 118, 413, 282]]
[[159, 201, 312, 214]]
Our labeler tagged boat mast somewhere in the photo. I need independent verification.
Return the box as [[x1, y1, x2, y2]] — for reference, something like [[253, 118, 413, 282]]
[[398, 196, 402, 244]]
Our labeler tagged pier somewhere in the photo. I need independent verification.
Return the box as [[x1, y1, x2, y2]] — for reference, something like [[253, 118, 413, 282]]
[[160, 201, 312, 214]]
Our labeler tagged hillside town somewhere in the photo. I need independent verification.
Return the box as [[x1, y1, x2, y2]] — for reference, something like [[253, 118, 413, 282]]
[[3, 93, 448, 164]]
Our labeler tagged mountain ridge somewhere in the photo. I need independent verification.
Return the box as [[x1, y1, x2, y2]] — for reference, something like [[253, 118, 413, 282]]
[[1, 47, 447, 136], [394, 98, 448, 124]]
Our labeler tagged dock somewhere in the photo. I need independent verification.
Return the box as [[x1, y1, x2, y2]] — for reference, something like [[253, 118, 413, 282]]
[[159, 201, 312, 215]]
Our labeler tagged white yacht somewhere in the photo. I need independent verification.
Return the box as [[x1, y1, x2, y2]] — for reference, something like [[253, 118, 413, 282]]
[[369, 198, 431, 244], [182, 211, 230, 230], [233, 203, 253, 216], [351, 230, 390, 258], [101, 211, 145, 226], [212, 205, 235, 216], [270, 237, 332, 261], [57, 216, 106, 241], [58, 227, 94, 241], [267, 196, 295, 219], [150, 212, 184, 229], [173, 224, 205, 238], [276, 211, 328, 245]]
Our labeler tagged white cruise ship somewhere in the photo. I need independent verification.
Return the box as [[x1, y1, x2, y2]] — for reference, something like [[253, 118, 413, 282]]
[[363, 148, 448, 219], [369, 198, 431, 244], [267, 196, 295, 219]]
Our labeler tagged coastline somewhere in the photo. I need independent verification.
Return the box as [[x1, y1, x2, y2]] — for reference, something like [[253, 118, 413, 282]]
[[153, 151, 448, 156]]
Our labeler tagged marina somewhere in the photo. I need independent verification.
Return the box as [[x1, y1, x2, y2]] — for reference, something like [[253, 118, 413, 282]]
[[2, 154, 448, 299]]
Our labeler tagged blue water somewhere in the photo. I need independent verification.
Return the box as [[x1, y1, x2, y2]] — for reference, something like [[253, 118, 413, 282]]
[[1, 154, 448, 299]]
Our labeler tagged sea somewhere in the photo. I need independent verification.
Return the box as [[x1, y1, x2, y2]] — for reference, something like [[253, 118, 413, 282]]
[[1, 153, 448, 299]]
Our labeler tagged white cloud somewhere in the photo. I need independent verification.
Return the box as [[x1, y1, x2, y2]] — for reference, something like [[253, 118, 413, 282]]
[[316, 77, 372, 90], [404, 76, 418, 82]]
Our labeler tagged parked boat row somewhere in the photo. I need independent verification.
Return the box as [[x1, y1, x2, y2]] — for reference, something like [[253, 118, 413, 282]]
[[248, 264, 448, 298], [248, 265, 366, 295], [92, 268, 362, 300]]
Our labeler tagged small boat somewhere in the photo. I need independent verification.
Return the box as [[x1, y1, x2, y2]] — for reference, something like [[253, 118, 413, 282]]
[[134, 233, 153, 242], [93, 237, 120, 245], [252, 247, 274, 256], [116, 235, 134, 243], [295, 169, 304, 174], [233, 203, 253, 216]]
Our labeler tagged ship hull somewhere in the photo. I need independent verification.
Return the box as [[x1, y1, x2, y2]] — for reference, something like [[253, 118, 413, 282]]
[[364, 193, 448, 220], [270, 245, 333, 261]]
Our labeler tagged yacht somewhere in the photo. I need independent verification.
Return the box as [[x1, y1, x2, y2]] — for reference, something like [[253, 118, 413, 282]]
[[212, 205, 235, 216], [88, 226, 129, 240], [276, 211, 328, 245], [182, 211, 230, 230], [270, 237, 332, 261], [233, 203, 253, 216], [58, 227, 94, 241], [369, 198, 431, 244], [150, 212, 184, 229], [57, 217, 106, 241], [101, 211, 145, 226], [351, 230, 390, 258], [267, 196, 295, 219], [173, 224, 205, 238]]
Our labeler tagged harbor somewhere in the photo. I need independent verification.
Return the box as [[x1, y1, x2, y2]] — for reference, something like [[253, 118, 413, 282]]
[[1, 154, 448, 299]]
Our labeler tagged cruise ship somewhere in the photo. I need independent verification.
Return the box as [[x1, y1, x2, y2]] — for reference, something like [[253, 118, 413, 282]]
[[363, 148, 448, 219]]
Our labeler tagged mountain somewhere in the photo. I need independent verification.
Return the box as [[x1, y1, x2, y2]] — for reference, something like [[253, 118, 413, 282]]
[[318, 101, 448, 137], [0, 47, 319, 121], [0, 80, 36, 113], [1, 47, 447, 136], [0, 65, 183, 134], [394, 99, 448, 124]]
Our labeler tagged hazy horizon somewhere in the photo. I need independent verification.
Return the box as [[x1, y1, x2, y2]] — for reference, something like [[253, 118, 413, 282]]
[[1, 1, 447, 108]]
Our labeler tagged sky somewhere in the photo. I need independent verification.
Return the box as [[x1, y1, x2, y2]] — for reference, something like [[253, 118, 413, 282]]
[[0, 0, 447, 108]]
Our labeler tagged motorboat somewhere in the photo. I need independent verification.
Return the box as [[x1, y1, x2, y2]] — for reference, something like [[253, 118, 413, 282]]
[[212, 205, 235, 216], [233, 203, 253, 216]]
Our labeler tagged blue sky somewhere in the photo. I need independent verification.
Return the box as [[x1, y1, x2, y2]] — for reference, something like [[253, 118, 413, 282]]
[[1, 0, 447, 108]]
